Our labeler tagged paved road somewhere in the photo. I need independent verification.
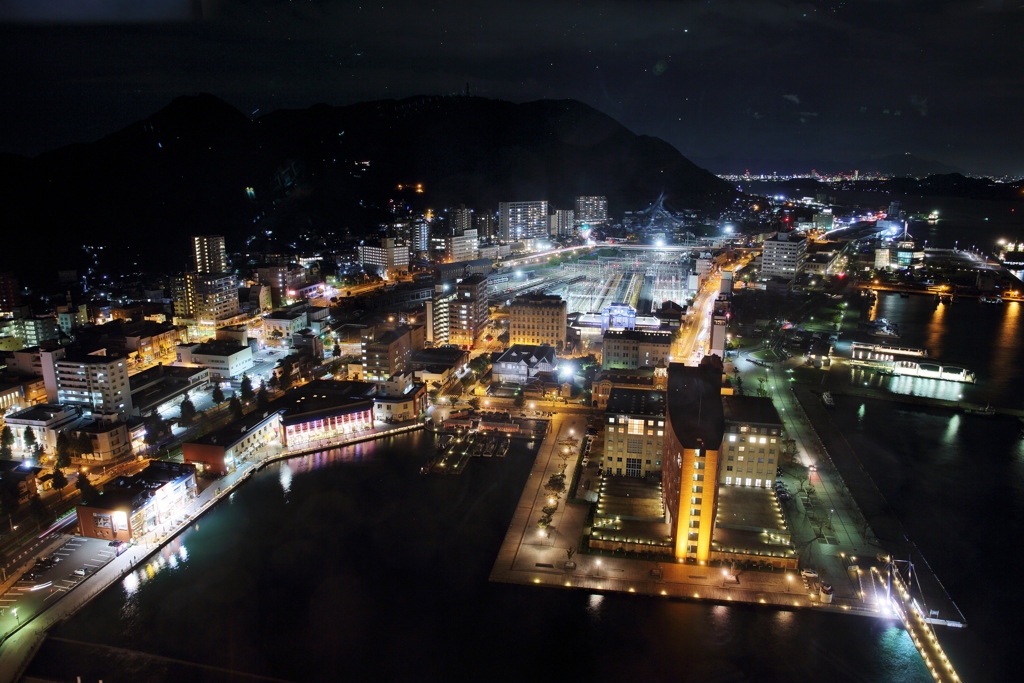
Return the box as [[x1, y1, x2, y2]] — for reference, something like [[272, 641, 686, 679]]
[[674, 272, 721, 365]]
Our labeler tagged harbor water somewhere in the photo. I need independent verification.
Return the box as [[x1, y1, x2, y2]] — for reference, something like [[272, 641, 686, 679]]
[[26, 429, 937, 683]]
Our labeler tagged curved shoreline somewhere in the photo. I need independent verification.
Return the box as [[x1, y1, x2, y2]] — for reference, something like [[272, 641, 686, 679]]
[[0, 423, 426, 682]]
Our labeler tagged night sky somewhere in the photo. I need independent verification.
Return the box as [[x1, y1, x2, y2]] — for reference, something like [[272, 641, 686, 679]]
[[2, 0, 1022, 174]]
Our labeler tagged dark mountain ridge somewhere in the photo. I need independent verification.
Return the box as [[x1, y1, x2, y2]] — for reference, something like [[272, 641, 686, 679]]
[[0, 94, 736, 281]]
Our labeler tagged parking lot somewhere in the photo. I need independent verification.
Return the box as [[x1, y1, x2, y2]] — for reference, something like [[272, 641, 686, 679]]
[[0, 537, 118, 633]]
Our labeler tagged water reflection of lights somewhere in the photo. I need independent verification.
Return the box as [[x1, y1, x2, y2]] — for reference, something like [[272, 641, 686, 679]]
[[279, 461, 293, 496], [123, 540, 189, 596], [943, 414, 960, 445], [849, 367, 969, 401]]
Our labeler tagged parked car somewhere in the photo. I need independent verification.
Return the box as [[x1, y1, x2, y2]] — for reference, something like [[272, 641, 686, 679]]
[[778, 492, 791, 501], [800, 568, 818, 579], [72, 567, 89, 577]]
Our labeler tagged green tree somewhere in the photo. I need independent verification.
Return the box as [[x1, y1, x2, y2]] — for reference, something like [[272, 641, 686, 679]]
[[257, 381, 271, 409], [29, 495, 50, 528], [75, 472, 100, 505], [0, 479, 19, 527], [211, 384, 225, 405], [77, 432, 94, 457], [51, 468, 69, 501], [513, 392, 525, 408], [279, 357, 295, 390], [0, 443, 11, 460], [229, 394, 244, 420], [143, 414, 166, 449], [0, 425, 13, 450], [468, 397, 480, 409], [23, 426, 36, 451], [332, 342, 342, 358], [240, 374, 254, 401], [55, 431, 73, 470], [179, 397, 197, 426]]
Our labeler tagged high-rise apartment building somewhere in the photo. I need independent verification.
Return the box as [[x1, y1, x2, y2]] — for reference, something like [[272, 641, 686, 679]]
[[173, 273, 240, 324], [40, 348, 133, 421], [192, 235, 228, 274], [361, 328, 413, 382], [0, 272, 20, 317], [760, 232, 807, 280], [256, 264, 308, 308], [575, 196, 608, 225], [450, 205, 473, 234], [443, 229, 478, 263], [550, 209, 575, 237], [475, 212, 497, 241], [448, 274, 489, 348], [358, 238, 410, 279], [662, 361, 725, 563], [510, 295, 567, 348], [498, 201, 549, 242], [425, 284, 457, 346], [411, 218, 431, 254]]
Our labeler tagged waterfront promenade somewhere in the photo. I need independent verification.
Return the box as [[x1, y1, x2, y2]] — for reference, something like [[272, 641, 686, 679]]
[[0, 420, 423, 682], [489, 384, 884, 617]]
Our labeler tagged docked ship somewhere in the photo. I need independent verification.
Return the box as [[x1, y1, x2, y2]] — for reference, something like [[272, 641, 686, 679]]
[[849, 342, 976, 384], [997, 240, 1024, 268]]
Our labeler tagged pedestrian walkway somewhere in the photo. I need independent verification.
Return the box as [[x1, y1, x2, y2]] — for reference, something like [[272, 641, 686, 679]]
[[490, 414, 589, 578]]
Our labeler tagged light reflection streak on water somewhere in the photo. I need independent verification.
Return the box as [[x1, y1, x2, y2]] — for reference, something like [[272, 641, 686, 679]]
[[849, 366, 968, 402], [279, 461, 293, 497], [943, 414, 960, 445], [879, 625, 931, 677], [988, 301, 1020, 400], [122, 539, 189, 596], [924, 301, 946, 358], [587, 594, 604, 620]]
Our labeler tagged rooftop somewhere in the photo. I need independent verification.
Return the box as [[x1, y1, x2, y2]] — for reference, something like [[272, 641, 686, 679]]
[[265, 308, 308, 321], [192, 407, 283, 448], [605, 388, 665, 416], [276, 379, 377, 424], [105, 461, 196, 497], [512, 294, 565, 306], [665, 362, 724, 450], [188, 340, 249, 356], [496, 344, 556, 366], [595, 367, 656, 383], [459, 274, 488, 286], [6, 404, 77, 423], [411, 346, 467, 367], [602, 329, 674, 342], [722, 395, 783, 426]]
